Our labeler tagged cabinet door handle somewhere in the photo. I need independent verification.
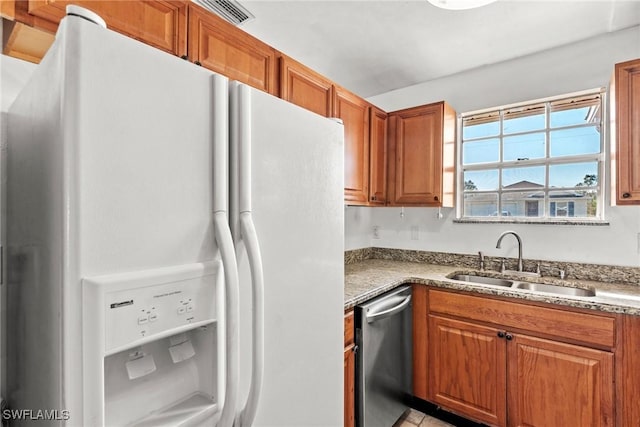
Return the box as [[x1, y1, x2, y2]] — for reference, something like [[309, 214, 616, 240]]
[[194, 60, 202, 66], [497, 331, 505, 338], [623, 192, 631, 198], [180, 55, 188, 60], [505, 333, 513, 341]]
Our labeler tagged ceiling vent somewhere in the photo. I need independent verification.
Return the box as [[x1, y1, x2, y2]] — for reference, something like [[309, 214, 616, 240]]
[[191, 0, 255, 26]]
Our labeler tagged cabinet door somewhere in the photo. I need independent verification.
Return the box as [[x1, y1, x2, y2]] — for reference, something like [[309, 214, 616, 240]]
[[280, 55, 333, 117], [369, 107, 388, 205], [188, 4, 277, 95], [507, 334, 614, 427], [388, 102, 447, 206], [336, 88, 370, 205], [428, 315, 507, 427], [614, 58, 640, 204], [344, 343, 356, 427], [26, 0, 187, 57]]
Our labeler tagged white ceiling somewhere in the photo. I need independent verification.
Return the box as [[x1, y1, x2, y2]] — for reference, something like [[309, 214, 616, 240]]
[[239, 0, 640, 98]]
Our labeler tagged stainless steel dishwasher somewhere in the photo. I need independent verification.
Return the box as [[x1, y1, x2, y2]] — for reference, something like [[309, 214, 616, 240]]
[[355, 285, 413, 427]]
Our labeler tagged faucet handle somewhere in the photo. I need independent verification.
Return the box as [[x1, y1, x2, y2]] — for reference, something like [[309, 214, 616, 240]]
[[500, 258, 506, 273], [478, 251, 485, 271]]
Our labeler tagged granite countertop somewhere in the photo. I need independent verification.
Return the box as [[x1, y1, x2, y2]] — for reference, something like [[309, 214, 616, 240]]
[[345, 259, 640, 315]]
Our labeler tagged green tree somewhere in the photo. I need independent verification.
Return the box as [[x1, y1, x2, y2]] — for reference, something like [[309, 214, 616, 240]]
[[464, 180, 478, 190], [576, 174, 597, 216]]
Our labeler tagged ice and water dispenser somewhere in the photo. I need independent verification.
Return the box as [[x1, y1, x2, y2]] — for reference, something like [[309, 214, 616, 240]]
[[82, 262, 223, 426]]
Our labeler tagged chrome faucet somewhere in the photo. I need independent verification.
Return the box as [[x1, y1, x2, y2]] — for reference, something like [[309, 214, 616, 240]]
[[496, 231, 523, 272]]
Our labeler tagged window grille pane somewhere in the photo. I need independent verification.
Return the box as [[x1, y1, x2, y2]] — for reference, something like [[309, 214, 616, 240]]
[[463, 170, 499, 191], [463, 112, 499, 139], [503, 132, 546, 161], [503, 104, 545, 134], [550, 127, 600, 157], [550, 95, 600, 128], [502, 166, 545, 188], [501, 191, 545, 218], [464, 192, 498, 217], [549, 162, 598, 188], [463, 138, 500, 164], [459, 90, 603, 221], [549, 191, 597, 218]]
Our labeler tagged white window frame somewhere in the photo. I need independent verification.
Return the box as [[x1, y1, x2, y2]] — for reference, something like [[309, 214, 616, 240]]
[[456, 88, 606, 222]]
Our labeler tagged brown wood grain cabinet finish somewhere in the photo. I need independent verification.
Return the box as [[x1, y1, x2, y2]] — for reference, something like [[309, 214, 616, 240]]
[[369, 107, 388, 205], [507, 334, 614, 427], [423, 288, 616, 427], [613, 58, 640, 205], [428, 315, 507, 426], [1, 0, 15, 19], [388, 101, 456, 206], [188, 4, 277, 95], [336, 87, 370, 205], [279, 55, 334, 117], [428, 289, 614, 348], [615, 314, 640, 427], [344, 310, 355, 427], [25, 0, 187, 56]]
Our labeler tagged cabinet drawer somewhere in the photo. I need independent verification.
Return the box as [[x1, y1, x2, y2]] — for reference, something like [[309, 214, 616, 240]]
[[344, 310, 355, 347], [428, 289, 615, 348]]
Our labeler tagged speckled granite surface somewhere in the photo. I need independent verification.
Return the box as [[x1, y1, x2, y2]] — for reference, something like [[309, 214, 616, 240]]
[[346, 247, 640, 285], [345, 258, 640, 316]]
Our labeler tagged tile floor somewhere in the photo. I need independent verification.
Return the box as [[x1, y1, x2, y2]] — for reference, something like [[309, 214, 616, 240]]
[[393, 408, 455, 427]]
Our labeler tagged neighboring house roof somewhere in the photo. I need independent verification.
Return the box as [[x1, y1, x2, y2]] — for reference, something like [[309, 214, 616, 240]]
[[504, 180, 543, 189]]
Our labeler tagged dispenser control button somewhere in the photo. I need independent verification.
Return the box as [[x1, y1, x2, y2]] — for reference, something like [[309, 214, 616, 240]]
[[178, 306, 186, 315], [186, 303, 194, 313], [149, 313, 158, 322], [138, 315, 149, 325]]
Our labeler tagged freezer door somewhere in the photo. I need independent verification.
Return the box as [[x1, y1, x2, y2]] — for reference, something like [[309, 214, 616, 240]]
[[6, 12, 238, 426], [229, 82, 345, 427]]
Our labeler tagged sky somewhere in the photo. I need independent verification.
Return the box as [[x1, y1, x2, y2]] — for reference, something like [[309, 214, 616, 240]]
[[462, 105, 601, 190]]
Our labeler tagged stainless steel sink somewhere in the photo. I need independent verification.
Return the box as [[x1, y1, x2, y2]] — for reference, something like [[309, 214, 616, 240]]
[[449, 274, 514, 287], [514, 282, 596, 297]]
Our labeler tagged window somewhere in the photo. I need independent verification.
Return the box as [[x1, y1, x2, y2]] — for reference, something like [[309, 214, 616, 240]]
[[459, 90, 604, 221]]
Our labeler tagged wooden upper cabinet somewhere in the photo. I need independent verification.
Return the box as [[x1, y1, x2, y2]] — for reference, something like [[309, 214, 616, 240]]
[[507, 334, 614, 427], [336, 87, 370, 205], [279, 55, 333, 117], [369, 106, 388, 205], [188, 4, 277, 95], [612, 58, 640, 205], [24, 0, 188, 57], [388, 101, 456, 207]]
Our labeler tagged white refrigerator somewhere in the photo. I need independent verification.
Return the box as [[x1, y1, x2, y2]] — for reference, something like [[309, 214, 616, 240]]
[[6, 8, 344, 427]]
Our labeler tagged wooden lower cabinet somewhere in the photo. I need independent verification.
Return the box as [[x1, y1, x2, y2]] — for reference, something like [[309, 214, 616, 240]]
[[429, 315, 507, 426], [507, 334, 613, 427], [419, 288, 616, 427], [344, 310, 355, 427]]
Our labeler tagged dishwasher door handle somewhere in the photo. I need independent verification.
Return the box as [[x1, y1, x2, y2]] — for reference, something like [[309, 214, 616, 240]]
[[366, 295, 412, 323]]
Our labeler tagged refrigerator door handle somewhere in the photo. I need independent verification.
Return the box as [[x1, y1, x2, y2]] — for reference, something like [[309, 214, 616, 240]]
[[232, 83, 265, 427], [214, 211, 240, 427], [235, 212, 264, 427]]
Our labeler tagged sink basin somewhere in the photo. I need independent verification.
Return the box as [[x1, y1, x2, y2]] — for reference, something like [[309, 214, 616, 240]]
[[514, 282, 596, 297], [449, 274, 514, 287]]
